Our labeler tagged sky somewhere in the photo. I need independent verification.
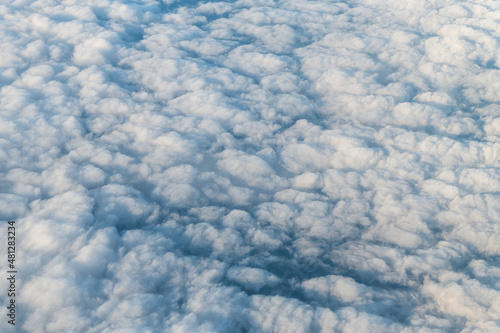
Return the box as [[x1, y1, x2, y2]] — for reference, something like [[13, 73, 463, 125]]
[[2, 0, 500, 332]]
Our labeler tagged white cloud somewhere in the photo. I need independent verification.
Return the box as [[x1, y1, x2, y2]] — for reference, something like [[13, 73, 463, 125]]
[[3, 0, 500, 331], [227, 266, 280, 291]]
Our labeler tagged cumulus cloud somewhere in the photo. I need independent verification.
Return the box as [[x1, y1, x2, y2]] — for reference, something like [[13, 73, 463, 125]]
[[2, 0, 500, 332]]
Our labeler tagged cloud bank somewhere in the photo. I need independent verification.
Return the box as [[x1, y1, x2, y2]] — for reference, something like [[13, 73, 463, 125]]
[[2, 0, 500, 332]]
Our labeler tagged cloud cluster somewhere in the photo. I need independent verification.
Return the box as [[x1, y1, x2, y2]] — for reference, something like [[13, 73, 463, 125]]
[[2, 0, 500, 332]]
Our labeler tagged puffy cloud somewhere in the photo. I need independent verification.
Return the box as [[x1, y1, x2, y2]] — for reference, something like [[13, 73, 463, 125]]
[[227, 266, 280, 292], [3, 0, 500, 332]]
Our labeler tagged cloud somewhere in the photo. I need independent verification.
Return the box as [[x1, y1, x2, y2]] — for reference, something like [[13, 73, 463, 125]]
[[2, 0, 500, 332]]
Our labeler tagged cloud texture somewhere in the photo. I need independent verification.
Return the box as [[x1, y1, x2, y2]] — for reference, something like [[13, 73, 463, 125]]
[[2, 0, 500, 331]]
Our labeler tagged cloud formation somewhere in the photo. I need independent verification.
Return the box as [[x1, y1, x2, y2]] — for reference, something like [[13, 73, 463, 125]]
[[2, 0, 500, 332]]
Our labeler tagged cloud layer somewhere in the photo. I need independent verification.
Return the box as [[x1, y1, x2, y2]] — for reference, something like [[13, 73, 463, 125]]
[[2, 0, 500, 332]]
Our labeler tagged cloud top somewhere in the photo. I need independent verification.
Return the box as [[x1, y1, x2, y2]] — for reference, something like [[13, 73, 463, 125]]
[[2, 0, 500, 332]]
